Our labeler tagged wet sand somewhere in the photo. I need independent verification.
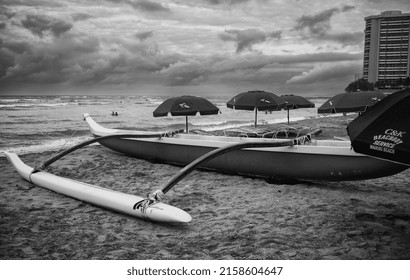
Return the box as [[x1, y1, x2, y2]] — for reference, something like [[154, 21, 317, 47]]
[[1, 115, 410, 259]]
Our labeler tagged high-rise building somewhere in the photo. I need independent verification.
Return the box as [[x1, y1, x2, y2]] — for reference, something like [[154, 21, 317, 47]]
[[363, 11, 410, 88]]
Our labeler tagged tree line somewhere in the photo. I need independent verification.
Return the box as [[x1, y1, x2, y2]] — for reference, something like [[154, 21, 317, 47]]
[[345, 77, 410, 92]]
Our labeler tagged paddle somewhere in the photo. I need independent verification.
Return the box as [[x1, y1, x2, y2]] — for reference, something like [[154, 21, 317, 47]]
[[134, 129, 322, 211]]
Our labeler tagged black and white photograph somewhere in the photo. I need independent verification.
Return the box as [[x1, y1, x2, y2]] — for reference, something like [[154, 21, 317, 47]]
[[1, 0, 409, 279]]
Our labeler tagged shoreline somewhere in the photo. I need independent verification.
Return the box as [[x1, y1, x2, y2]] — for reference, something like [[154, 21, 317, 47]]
[[1, 115, 410, 260]]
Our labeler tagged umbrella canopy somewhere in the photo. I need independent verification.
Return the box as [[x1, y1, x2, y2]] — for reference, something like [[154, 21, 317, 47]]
[[153, 95, 220, 132], [281, 95, 315, 109], [227, 90, 286, 127], [281, 95, 315, 124], [318, 91, 386, 114], [347, 88, 410, 166]]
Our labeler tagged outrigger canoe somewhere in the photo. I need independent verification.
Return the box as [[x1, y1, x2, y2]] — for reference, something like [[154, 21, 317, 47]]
[[4, 152, 192, 223], [83, 113, 408, 181]]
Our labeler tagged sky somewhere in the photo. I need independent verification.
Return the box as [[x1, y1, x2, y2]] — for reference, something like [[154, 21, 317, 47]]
[[0, 0, 409, 97]]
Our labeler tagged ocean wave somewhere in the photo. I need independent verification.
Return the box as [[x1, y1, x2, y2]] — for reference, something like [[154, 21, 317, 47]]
[[0, 103, 69, 109], [1, 129, 90, 140], [0, 99, 21, 103], [0, 135, 94, 157], [190, 120, 227, 127], [77, 102, 111, 106], [1, 119, 74, 125], [198, 120, 255, 132], [133, 97, 164, 105]]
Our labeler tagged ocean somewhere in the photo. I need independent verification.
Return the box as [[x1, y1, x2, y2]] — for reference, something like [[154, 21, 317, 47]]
[[0, 95, 328, 156]]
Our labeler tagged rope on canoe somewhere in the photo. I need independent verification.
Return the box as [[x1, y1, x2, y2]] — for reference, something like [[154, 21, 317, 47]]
[[133, 190, 164, 213], [53, 128, 79, 157]]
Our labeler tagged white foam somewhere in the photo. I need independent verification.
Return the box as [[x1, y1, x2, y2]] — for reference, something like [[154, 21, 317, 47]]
[[0, 103, 68, 108]]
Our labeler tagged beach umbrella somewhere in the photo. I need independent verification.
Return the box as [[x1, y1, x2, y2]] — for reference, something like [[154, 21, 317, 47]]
[[226, 90, 286, 127], [153, 95, 220, 133], [281, 94, 315, 124], [347, 88, 410, 166], [318, 92, 386, 114]]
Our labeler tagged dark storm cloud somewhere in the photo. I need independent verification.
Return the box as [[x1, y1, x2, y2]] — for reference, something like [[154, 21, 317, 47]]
[[159, 51, 361, 87], [294, 8, 341, 35], [162, 60, 207, 86], [366, 0, 409, 5], [219, 29, 282, 53], [71, 13, 93, 22], [1, 40, 31, 55], [136, 30, 154, 41], [0, 0, 378, 95], [0, 33, 102, 84], [322, 32, 364, 46], [341, 5, 355, 12], [204, 0, 251, 5], [1, 26, 181, 88], [105, 0, 170, 13], [21, 14, 72, 37], [293, 5, 361, 45], [0, 0, 64, 8], [0, 5, 16, 22], [0, 40, 15, 78]]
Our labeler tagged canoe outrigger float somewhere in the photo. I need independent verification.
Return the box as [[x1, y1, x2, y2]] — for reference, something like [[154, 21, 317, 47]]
[[4, 152, 192, 223], [5, 113, 408, 223]]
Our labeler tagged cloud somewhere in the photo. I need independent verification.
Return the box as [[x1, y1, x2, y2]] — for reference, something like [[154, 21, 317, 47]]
[[294, 7, 341, 35], [341, 5, 355, 12], [156, 50, 362, 88], [293, 5, 360, 45], [365, 0, 409, 5], [0, 0, 64, 8], [0, 0, 373, 95], [21, 14, 72, 37], [0, 6, 16, 29], [1, 39, 31, 55], [204, 0, 251, 5], [136, 30, 154, 41], [160, 60, 208, 86], [1, 14, 362, 90], [0, 45, 16, 78], [71, 13, 93, 22], [219, 28, 282, 53], [286, 61, 362, 85], [105, 0, 170, 13], [321, 32, 364, 46], [1, 32, 102, 83]]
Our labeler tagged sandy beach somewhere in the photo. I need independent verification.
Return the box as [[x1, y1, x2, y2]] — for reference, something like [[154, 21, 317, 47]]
[[1, 115, 410, 260]]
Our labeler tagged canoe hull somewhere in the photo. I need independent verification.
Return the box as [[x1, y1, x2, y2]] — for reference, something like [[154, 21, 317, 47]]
[[97, 137, 407, 181], [4, 152, 191, 223], [84, 114, 408, 181]]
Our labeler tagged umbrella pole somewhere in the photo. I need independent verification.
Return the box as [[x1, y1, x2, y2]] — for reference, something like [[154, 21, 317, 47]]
[[287, 109, 290, 124], [186, 116, 188, 133], [254, 108, 257, 128]]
